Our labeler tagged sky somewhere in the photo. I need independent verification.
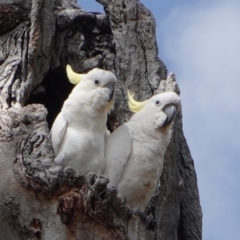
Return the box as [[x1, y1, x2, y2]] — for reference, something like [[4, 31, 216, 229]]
[[78, 1, 240, 239]]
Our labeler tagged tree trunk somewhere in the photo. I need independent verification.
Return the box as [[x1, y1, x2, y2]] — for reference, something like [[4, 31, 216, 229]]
[[0, 0, 202, 239]]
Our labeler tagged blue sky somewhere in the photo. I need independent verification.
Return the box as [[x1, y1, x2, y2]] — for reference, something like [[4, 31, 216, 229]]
[[78, 1, 240, 239]]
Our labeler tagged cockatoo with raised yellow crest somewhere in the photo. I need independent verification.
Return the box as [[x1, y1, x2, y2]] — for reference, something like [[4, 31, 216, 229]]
[[104, 90, 181, 211], [50, 65, 117, 175]]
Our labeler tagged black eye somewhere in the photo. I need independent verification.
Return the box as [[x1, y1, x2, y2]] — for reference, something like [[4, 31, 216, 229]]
[[156, 100, 160, 105], [94, 79, 100, 85]]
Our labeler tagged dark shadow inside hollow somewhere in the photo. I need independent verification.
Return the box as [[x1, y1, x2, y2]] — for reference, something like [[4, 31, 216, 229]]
[[26, 66, 73, 129]]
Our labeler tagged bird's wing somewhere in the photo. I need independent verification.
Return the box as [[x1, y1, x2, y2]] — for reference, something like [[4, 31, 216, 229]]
[[49, 112, 68, 156], [104, 124, 132, 188]]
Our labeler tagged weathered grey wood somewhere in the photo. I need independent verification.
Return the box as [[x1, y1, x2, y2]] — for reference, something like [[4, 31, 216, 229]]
[[0, 0, 54, 108], [0, 0, 202, 239]]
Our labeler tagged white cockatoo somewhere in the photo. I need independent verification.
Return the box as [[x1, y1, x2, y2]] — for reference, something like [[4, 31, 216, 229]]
[[50, 65, 117, 175], [104, 90, 181, 211]]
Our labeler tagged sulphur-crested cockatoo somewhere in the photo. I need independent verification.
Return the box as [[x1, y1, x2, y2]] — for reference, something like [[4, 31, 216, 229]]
[[104, 90, 181, 211], [50, 65, 117, 175]]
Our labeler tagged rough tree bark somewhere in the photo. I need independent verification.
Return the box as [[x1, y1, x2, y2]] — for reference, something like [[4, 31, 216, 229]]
[[0, 0, 202, 239]]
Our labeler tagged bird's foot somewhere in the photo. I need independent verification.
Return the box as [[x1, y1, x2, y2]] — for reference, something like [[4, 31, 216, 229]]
[[133, 210, 156, 231], [86, 172, 109, 194]]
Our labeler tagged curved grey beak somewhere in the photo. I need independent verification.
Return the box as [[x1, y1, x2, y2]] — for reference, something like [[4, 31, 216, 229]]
[[163, 105, 177, 126], [105, 83, 115, 102]]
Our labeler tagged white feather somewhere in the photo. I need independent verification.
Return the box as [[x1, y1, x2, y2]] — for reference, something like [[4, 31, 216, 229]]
[[50, 67, 117, 175], [49, 112, 67, 158]]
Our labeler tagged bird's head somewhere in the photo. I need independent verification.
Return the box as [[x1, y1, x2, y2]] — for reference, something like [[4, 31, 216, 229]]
[[127, 90, 181, 129], [66, 65, 117, 111]]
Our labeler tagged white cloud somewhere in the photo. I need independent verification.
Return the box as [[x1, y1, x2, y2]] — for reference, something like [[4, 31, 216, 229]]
[[158, 1, 240, 239]]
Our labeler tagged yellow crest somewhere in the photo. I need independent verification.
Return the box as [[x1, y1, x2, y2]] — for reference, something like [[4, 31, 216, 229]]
[[127, 90, 147, 113], [66, 64, 82, 85]]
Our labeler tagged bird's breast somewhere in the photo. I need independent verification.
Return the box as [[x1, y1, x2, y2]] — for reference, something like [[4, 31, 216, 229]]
[[116, 129, 165, 211], [58, 127, 105, 174]]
